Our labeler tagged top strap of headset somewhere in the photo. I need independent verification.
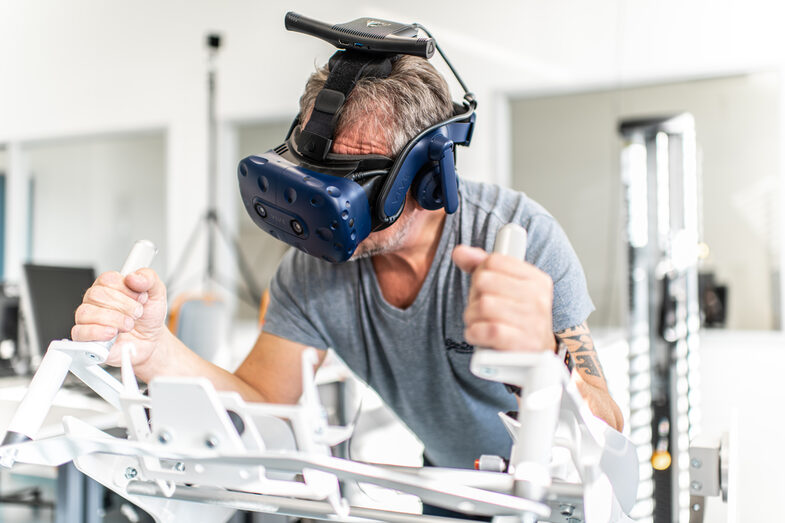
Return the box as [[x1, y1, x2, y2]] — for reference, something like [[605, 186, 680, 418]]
[[285, 12, 477, 161], [285, 12, 435, 58]]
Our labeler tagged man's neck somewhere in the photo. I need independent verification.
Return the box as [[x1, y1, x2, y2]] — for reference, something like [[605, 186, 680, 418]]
[[371, 210, 446, 309]]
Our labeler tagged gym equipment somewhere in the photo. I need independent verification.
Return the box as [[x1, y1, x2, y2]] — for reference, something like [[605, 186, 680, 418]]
[[0, 229, 639, 521]]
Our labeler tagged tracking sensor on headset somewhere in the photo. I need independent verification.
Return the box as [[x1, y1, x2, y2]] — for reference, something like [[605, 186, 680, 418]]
[[237, 12, 476, 263]]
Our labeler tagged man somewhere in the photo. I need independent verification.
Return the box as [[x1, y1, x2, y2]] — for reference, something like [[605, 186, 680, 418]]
[[72, 55, 622, 476]]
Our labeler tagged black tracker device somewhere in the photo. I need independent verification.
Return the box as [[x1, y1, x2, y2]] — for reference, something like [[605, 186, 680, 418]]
[[284, 12, 435, 58], [237, 12, 477, 263]]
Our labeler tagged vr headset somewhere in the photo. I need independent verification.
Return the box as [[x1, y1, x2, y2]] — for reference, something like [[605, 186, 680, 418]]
[[237, 12, 477, 263]]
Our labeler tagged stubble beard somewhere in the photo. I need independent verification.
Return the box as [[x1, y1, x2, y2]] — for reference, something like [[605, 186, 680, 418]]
[[349, 206, 418, 261]]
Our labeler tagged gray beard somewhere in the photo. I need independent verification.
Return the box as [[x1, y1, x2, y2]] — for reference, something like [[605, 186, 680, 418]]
[[349, 207, 417, 261]]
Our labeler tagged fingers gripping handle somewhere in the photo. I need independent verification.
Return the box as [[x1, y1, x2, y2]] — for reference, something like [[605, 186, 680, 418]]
[[472, 223, 527, 363], [0, 241, 157, 452], [104, 240, 158, 350]]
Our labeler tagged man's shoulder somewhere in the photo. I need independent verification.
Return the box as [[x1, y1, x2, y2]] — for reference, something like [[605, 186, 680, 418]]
[[458, 177, 553, 229], [274, 247, 357, 289]]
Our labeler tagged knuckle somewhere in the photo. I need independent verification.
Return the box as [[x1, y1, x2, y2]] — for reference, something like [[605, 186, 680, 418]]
[[82, 286, 97, 303], [485, 254, 506, 272], [484, 322, 501, 342], [477, 295, 495, 318], [74, 304, 88, 324], [95, 271, 117, 286], [473, 270, 496, 293]]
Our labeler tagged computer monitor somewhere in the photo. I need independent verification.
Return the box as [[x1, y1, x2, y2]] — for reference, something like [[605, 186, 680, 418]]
[[20, 264, 96, 367]]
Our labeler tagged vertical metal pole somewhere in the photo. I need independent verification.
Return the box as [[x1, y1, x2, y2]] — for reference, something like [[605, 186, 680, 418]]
[[621, 130, 655, 523], [56, 463, 84, 523], [621, 114, 701, 523], [206, 47, 218, 287]]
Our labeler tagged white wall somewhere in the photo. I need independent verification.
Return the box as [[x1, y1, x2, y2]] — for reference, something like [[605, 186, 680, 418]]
[[24, 132, 167, 275], [232, 120, 293, 320], [511, 72, 782, 329], [697, 330, 785, 522], [3, 0, 785, 287]]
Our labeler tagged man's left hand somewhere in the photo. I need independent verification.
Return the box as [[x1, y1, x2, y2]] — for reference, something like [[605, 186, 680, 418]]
[[452, 244, 555, 353]]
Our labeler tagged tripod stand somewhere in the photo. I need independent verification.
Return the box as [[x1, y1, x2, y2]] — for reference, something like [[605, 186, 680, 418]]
[[166, 33, 262, 308]]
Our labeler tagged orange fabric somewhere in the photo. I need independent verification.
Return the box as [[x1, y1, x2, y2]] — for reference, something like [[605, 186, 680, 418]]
[[167, 293, 220, 334], [258, 288, 271, 328]]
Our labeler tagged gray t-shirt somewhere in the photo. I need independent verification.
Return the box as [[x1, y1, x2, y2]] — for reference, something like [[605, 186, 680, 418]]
[[263, 178, 594, 468]]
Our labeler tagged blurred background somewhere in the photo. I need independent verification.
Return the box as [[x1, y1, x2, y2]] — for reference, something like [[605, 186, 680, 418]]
[[1, 1, 784, 522]]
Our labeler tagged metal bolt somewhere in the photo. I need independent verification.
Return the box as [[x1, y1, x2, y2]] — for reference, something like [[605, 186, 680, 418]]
[[691, 481, 702, 491], [692, 503, 702, 512], [690, 458, 702, 468], [157, 431, 171, 444], [205, 435, 219, 449], [255, 203, 267, 218], [124, 467, 138, 480], [290, 220, 304, 235], [174, 462, 185, 472], [560, 504, 575, 517]]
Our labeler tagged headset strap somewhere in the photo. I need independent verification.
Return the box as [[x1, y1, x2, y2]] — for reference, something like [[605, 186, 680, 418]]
[[297, 50, 395, 160]]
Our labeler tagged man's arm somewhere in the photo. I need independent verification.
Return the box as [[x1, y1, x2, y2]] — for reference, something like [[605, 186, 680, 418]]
[[555, 322, 624, 431], [135, 329, 325, 405], [73, 268, 323, 405]]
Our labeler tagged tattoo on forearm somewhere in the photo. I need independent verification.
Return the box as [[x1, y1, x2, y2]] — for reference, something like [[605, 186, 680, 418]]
[[556, 322, 605, 380]]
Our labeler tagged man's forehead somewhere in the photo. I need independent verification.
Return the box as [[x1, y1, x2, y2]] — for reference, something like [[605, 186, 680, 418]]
[[331, 122, 390, 156]]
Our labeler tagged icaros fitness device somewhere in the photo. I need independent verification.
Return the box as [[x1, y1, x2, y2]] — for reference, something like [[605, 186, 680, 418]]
[[238, 12, 476, 262], [0, 225, 640, 522]]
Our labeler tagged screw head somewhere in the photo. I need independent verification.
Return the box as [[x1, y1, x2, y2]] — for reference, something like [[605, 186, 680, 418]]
[[85, 352, 98, 360], [290, 220, 304, 235], [205, 435, 219, 449], [692, 503, 702, 512], [124, 467, 138, 480], [691, 481, 702, 491], [174, 462, 185, 472], [157, 431, 171, 444], [690, 458, 702, 468], [254, 203, 267, 218], [559, 504, 575, 517]]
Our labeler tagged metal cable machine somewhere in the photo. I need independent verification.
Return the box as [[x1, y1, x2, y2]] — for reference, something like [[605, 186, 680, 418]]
[[620, 114, 702, 523]]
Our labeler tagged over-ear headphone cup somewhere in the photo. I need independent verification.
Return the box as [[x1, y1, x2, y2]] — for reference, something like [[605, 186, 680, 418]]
[[413, 168, 444, 210]]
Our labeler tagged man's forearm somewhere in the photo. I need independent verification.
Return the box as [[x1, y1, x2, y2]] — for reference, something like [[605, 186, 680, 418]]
[[133, 329, 267, 403], [556, 322, 624, 431]]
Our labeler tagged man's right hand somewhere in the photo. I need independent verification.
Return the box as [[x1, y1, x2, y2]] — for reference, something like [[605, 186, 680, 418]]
[[72, 268, 168, 370]]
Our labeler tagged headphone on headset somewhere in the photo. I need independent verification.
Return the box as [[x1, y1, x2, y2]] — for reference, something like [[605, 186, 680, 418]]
[[237, 13, 476, 262]]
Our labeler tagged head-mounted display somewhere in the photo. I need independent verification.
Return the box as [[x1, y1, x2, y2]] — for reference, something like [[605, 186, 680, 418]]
[[238, 12, 476, 263]]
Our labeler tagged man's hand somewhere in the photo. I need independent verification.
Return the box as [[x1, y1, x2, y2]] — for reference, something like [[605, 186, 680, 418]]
[[71, 269, 168, 370], [452, 244, 555, 353]]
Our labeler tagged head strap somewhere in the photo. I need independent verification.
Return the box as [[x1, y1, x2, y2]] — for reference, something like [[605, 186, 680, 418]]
[[297, 50, 395, 160]]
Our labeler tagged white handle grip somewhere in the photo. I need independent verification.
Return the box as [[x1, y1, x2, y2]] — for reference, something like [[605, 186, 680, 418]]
[[493, 223, 527, 260]]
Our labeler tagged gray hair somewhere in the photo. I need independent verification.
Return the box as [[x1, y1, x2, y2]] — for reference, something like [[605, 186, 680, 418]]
[[298, 55, 454, 156]]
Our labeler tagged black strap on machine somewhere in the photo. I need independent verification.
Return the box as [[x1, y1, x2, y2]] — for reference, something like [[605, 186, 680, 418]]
[[297, 50, 396, 160]]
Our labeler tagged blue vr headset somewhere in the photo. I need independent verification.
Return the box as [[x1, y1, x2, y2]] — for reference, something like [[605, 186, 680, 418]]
[[237, 12, 476, 263]]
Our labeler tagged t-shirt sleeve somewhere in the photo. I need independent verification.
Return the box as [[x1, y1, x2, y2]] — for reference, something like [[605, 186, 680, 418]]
[[524, 213, 595, 332], [262, 249, 330, 350]]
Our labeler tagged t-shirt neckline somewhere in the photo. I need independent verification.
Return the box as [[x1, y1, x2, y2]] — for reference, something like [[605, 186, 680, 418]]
[[362, 208, 458, 319]]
